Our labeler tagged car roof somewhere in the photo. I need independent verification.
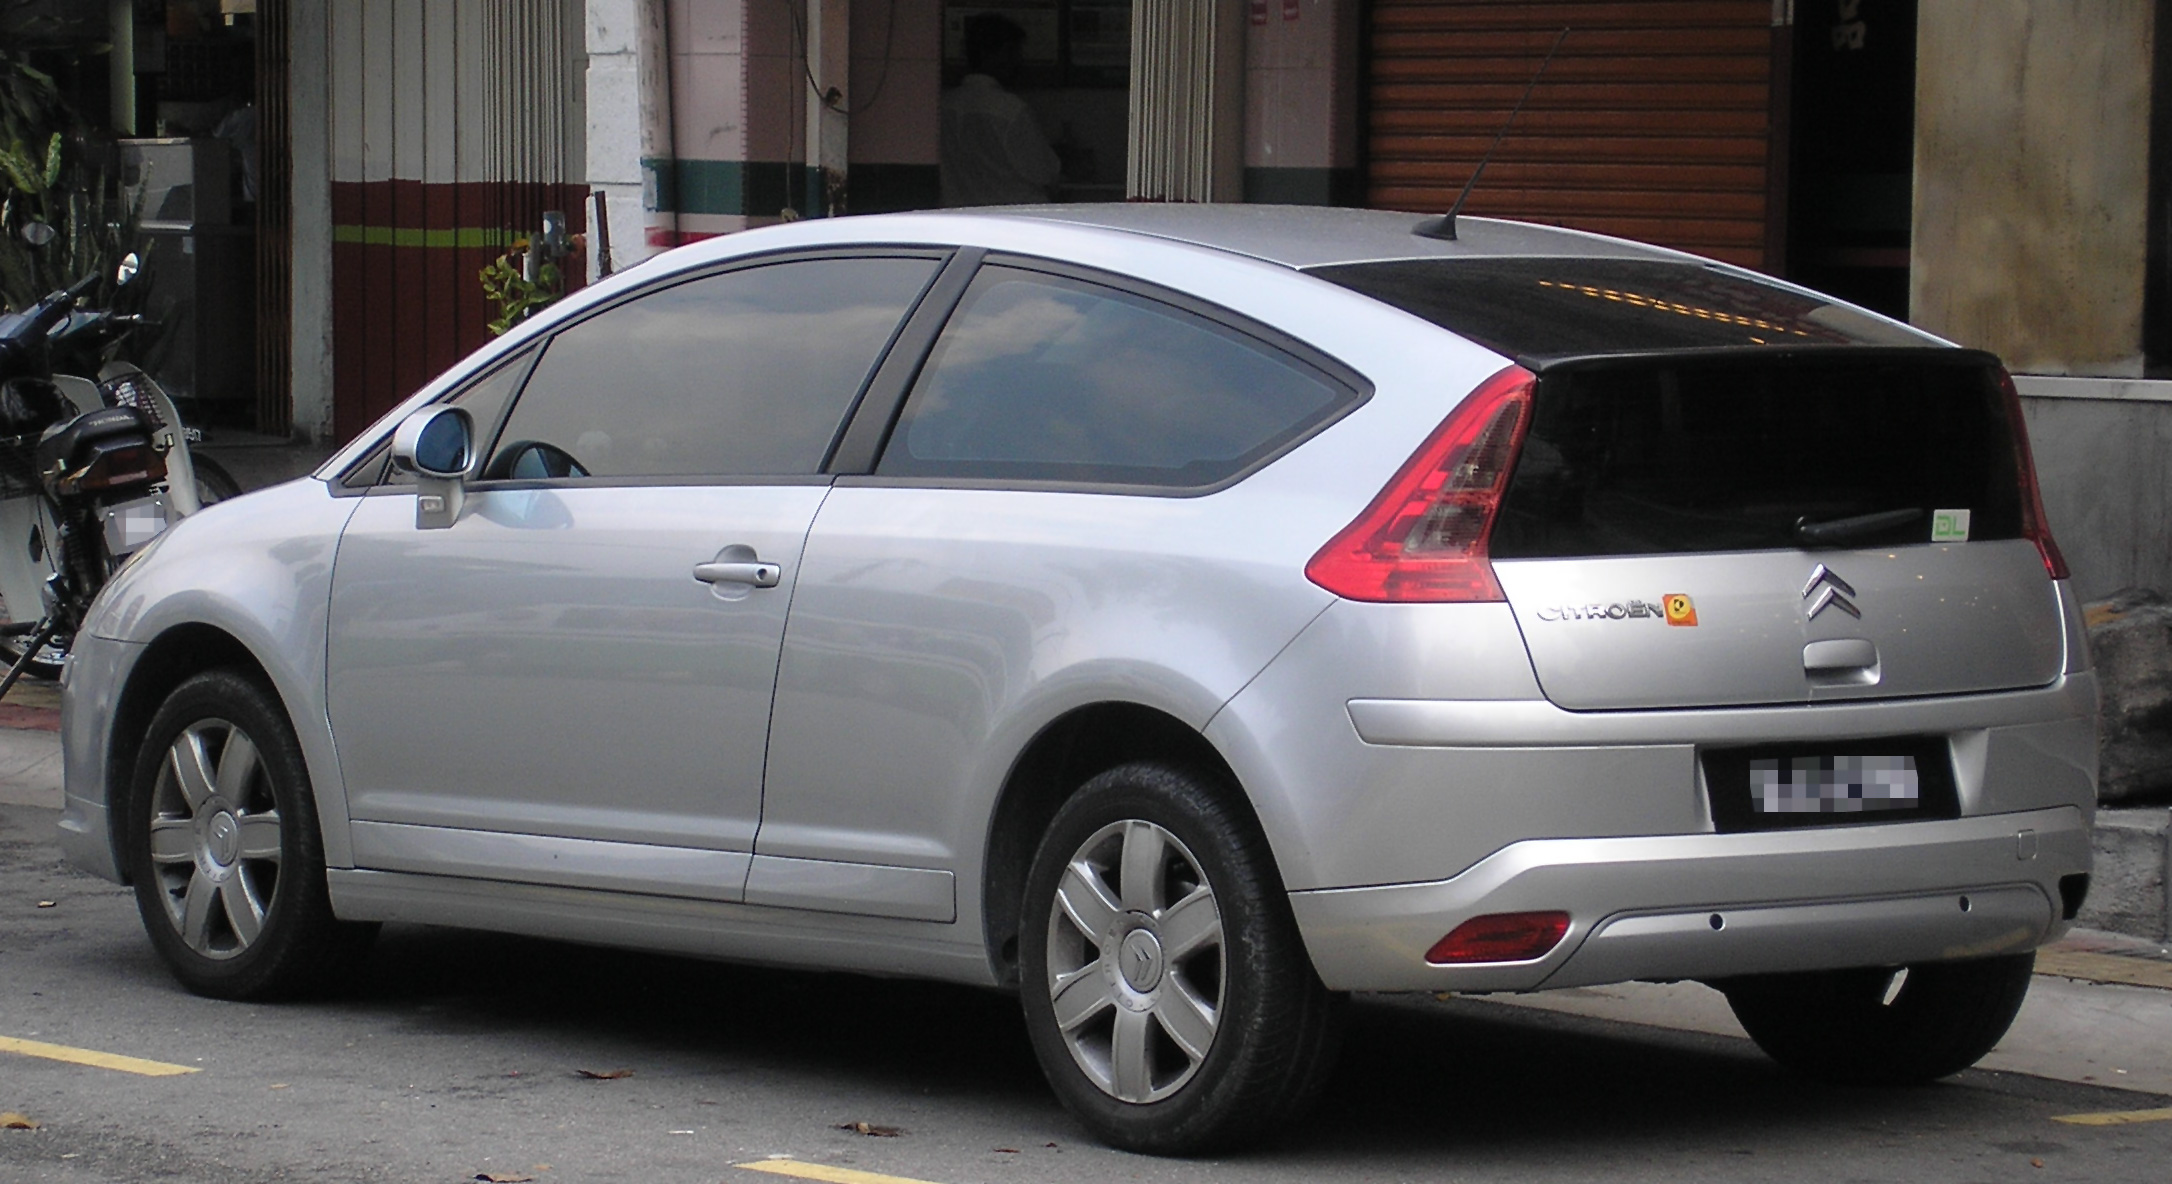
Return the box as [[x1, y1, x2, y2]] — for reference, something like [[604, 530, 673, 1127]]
[[962, 204, 1684, 270]]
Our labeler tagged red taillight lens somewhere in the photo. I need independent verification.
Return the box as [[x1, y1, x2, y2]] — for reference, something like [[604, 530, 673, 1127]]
[[67, 443, 165, 493], [1306, 364, 1535, 602], [1997, 369, 2069, 580], [1425, 911, 1571, 965]]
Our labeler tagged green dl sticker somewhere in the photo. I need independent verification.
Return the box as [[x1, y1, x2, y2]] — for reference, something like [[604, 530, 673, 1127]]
[[1932, 509, 1972, 542]]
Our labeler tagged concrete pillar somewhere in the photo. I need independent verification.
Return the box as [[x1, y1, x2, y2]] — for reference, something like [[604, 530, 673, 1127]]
[[586, 0, 660, 268], [1244, 0, 1360, 204], [289, 0, 333, 442], [845, 0, 940, 213], [1911, 1, 2156, 375], [806, 0, 850, 215]]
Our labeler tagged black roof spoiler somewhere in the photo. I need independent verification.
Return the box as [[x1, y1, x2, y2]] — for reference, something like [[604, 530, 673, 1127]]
[[1518, 345, 2007, 375]]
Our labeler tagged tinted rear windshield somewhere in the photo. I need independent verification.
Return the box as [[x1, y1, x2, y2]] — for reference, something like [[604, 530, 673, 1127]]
[[1489, 355, 2024, 558], [1308, 257, 1931, 358]]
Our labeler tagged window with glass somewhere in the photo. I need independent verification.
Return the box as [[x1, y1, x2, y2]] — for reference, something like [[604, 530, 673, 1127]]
[[487, 256, 941, 480], [876, 266, 1358, 488]]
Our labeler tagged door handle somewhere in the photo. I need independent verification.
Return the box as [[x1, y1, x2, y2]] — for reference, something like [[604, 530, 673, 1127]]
[[1803, 638, 1878, 672], [693, 560, 781, 588]]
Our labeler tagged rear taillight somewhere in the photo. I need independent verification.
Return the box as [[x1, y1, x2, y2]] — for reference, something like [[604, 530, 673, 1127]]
[[1425, 911, 1571, 965], [62, 441, 165, 494], [1306, 364, 1535, 602], [1997, 369, 2069, 580]]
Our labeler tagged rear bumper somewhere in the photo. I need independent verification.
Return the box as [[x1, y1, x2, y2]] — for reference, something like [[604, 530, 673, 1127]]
[[1290, 804, 2087, 992]]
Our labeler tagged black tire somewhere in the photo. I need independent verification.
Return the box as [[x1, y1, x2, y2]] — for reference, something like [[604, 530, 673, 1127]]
[[0, 594, 63, 681], [190, 454, 244, 505], [1718, 952, 2036, 1085], [1018, 761, 1342, 1155], [125, 669, 376, 1000], [0, 498, 67, 682]]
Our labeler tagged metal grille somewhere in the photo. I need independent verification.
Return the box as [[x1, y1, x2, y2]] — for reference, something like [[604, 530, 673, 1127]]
[[1366, 0, 1778, 270]]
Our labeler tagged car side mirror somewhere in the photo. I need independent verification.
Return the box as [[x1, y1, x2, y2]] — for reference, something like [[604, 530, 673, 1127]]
[[390, 405, 473, 529]]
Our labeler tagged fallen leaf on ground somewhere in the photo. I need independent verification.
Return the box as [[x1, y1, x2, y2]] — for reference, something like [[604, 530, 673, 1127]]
[[994, 1147, 1019, 1153], [0, 1113, 38, 1130], [837, 1121, 903, 1137], [35, 901, 54, 908], [574, 1068, 633, 1080], [474, 1174, 534, 1183], [2031, 1160, 2045, 1170]]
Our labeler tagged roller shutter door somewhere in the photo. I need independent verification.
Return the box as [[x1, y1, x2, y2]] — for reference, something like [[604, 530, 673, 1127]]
[[1367, 1, 1777, 269]]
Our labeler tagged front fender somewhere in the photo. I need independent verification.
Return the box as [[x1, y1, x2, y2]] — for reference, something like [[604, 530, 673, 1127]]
[[81, 478, 363, 866]]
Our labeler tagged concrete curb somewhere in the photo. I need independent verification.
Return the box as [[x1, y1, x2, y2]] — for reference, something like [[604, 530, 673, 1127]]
[[2083, 808, 2172, 941], [2, 719, 2169, 939]]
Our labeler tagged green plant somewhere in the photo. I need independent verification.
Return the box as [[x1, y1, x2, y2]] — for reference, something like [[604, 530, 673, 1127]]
[[0, 51, 143, 314], [478, 240, 563, 336]]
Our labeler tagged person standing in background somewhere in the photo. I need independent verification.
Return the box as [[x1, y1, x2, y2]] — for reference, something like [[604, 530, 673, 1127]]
[[940, 13, 1062, 206]]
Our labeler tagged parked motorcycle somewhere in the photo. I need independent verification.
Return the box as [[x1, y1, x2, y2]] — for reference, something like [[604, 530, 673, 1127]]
[[0, 242, 239, 689]]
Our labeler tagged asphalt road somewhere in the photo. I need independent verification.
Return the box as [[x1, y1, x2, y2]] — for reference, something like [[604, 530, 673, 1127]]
[[4, 800, 2169, 1184]]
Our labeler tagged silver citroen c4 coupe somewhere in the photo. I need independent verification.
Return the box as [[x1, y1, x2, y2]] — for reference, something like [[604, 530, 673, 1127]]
[[57, 206, 2097, 1154]]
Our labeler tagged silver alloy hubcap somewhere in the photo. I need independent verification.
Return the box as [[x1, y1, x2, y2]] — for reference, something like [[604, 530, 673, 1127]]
[[1044, 819, 1224, 1103], [145, 719, 281, 959]]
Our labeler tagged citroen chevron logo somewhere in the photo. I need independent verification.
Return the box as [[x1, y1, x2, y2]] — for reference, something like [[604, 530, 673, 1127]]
[[1802, 564, 1861, 620]]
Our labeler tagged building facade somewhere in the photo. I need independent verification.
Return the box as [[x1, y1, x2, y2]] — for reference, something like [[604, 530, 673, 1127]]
[[269, 0, 2171, 592]]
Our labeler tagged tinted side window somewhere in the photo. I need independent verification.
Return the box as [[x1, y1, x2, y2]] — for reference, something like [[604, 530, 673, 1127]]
[[490, 256, 939, 480], [876, 267, 1357, 489], [345, 347, 533, 489]]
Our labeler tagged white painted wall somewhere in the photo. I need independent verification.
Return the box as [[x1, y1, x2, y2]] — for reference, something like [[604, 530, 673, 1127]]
[[587, 0, 658, 269]]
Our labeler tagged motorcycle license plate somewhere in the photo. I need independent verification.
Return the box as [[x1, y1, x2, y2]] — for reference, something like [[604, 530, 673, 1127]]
[[101, 493, 171, 556]]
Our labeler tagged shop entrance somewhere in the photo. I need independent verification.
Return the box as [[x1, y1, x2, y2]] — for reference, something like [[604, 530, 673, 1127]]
[[937, 1, 1131, 205]]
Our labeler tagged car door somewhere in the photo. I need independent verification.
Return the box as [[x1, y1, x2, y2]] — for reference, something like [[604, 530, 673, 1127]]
[[326, 252, 945, 902], [751, 259, 1365, 921]]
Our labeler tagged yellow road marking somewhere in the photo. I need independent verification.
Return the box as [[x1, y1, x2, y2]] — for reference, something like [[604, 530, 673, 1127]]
[[2051, 1107, 2172, 1127], [0, 1035, 199, 1077], [2035, 950, 2172, 992], [737, 1160, 950, 1184]]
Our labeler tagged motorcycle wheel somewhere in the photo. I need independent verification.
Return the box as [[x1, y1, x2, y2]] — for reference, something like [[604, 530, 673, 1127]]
[[0, 500, 67, 683], [0, 605, 64, 682], [192, 455, 244, 505]]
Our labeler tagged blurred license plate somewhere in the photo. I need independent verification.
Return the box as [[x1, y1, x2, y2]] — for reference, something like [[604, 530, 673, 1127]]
[[1750, 754, 1918, 814], [101, 494, 171, 556], [1701, 738, 1956, 832]]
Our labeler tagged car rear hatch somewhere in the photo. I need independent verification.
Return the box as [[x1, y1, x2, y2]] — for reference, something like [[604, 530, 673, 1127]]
[[1309, 255, 2069, 712], [1488, 351, 2064, 709]]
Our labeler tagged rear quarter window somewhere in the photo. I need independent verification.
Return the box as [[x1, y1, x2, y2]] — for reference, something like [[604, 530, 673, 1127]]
[[876, 265, 1361, 490]]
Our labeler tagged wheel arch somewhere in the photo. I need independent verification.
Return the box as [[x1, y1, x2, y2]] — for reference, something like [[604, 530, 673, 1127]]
[[103, 623, 279, 880], [980, 700, 1258, 988]]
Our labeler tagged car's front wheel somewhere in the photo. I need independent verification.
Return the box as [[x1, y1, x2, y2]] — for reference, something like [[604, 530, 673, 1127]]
[[125, 669, 375, 999], [1018, 761, 1341, 1155], [1717, 952, 2035, 1085]]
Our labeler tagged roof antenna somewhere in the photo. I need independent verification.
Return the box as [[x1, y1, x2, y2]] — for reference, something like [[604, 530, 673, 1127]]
[[1414, 27, 1569, 242]]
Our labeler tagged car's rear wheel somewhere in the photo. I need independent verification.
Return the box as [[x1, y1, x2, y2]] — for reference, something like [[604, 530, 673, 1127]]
[[1717, 952, 2035, 1085], [126, 669, 375, 999], [1018, 761, 1341, 1155]]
